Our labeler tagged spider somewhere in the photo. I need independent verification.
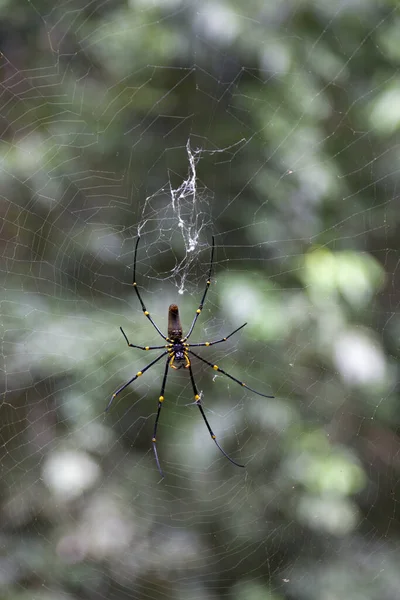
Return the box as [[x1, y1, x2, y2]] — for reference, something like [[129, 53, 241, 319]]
[[106, 236, 274, 477]]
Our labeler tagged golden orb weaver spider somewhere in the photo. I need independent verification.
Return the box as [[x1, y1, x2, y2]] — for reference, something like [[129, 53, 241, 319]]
[[106, 236, 274, 477]]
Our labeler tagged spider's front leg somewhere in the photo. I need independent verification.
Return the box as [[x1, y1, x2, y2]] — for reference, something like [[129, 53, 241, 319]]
[[184, 350, 191, 368], [105, 351, 168, 412], [152, 357, 171, 478], [188, 349, 274, 399], [187, 363, 244, 468]]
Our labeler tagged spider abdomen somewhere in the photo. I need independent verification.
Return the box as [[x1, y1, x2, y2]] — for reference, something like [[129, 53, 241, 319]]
[[168, 304, 183, 339]]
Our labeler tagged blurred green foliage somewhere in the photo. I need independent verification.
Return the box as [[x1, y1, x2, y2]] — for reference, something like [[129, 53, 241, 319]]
[[1, 1, 400, 599]]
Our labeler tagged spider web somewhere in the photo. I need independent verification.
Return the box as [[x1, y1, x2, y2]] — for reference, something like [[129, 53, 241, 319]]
[[1, 1, 400, 599]]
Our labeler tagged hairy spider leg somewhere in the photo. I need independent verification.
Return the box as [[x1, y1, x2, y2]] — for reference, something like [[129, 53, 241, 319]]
[[183, 235, 215, 341], [186, 323, 247, 348], [132, 236, 169, 341], [120, 326, 168, 351], [188, 350, 274, 399], [187, 364, 244, 468], [105, 351, 168, 412], [152, 358, 171, 478]]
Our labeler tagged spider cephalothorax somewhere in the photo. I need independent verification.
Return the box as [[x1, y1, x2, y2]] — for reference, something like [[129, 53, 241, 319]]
[[169, 342, 188, 369], [106, 236, 274, 478]]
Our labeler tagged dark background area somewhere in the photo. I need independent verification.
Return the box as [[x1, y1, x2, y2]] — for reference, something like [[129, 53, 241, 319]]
[[1, 1, 400, 599]]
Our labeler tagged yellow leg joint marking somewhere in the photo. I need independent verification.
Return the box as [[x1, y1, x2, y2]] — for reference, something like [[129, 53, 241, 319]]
[[170, 355, 179, 370], [133, 282, 137, 286], [205, 342, 210, 346], [136, 371, 143, 377], [242, 382, 247, 386], [159, 396, 164, 402], [152, 437, 156, 442], [196, 309, 201, 314], [211, 434, 216, 440], [213, 365, 219, 370], [112, 393, 116, 398], [145, 346, 150, 351], [144, 311, 149, 316], [194, 394, 200, 401], [207, 280, 211, 285]]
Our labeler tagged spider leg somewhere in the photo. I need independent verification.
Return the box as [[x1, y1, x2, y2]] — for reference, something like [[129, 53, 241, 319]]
[[183, 236, 214, 341], [120, 326, 168, 351], [152, 357, 170, 478], [105, 351, 168, 412], [187, 363, 244, 469], [132, 236, 168, 341], [188, 350, 274, 399], [187, 323, 247, 348]]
